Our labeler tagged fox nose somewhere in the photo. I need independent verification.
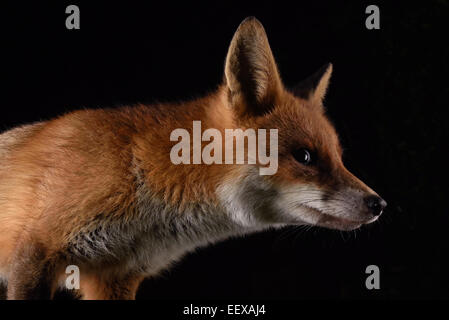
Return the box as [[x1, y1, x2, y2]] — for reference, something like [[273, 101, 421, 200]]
[[364, 195, 387, 216]]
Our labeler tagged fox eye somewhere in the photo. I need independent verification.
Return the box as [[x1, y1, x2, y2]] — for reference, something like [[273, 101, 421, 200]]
[[293, 148, 313, 165]]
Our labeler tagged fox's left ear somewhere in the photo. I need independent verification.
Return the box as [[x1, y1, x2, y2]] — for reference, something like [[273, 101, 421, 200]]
[[224, 17, 283, 118], [293, 63, 333, 105]]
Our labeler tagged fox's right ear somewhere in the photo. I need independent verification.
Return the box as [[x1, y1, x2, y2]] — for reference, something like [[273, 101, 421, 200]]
[[293, 63, 333, 105], [224, 17, 283, 118]]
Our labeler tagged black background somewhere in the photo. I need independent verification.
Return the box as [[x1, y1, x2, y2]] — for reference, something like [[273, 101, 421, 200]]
[[3, 1, 448, 299]]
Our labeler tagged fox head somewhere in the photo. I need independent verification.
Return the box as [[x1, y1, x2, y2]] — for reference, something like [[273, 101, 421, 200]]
[[218, 17, 386, 231]]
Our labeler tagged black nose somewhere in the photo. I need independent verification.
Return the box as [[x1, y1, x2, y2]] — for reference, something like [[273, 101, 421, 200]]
[[364, 195, 387, 216]]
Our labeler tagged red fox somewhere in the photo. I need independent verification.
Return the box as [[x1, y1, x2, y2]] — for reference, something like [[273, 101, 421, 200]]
[[0, 17, 386, 300]]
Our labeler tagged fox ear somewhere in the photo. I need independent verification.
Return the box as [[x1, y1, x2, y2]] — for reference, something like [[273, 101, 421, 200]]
[[293, 63, 333, 104], [224, 17, 283, 118]]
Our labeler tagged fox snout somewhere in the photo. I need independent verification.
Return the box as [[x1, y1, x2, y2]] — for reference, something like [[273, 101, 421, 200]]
[[302, 166, 388, 231], [309, 177, 387, 231], [364, 195, 387, 217], [277, 186, 387, 232], [337, 167, 387, 222], [329, 187, 387, 227], [270, 157, 387, 231]]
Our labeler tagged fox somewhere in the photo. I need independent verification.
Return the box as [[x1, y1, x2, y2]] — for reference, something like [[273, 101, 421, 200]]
[[0, 17, 386, 300]]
